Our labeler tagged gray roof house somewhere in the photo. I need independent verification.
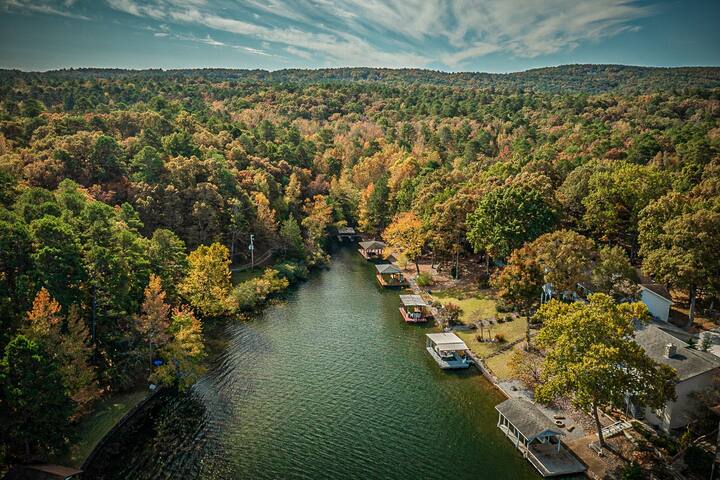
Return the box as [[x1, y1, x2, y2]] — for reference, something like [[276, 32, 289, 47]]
[[633, 325, 720, 431]]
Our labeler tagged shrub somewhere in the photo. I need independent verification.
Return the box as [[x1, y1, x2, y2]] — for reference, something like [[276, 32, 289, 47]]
[[445, 303, 462, 325], [274, 261, 309, 284], [495, 333, 507, 343], [496, 299, 514, 313], [620, 462, 644, 480], [231, 268, 289, 311], [416, 271, 433, 287], [684, 445, 713, 477]]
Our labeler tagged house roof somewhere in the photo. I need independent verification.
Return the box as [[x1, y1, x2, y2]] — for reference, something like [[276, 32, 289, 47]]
[[400, 294, 428, 307], [4, 464, 84, 479], [375, 264, 401, 274], [495, 398, 562, 440], [640, 283, 673, 304], [426, 332, 468, 350], [635, 325, 720, 381], [359, 240, 385, 250]]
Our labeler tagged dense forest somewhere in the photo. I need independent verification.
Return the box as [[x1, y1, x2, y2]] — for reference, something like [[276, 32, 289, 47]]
[[1, 65, 719, 466]]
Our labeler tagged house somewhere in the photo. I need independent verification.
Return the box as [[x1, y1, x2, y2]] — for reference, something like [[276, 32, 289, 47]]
[[399, 294, 432, 323], [375, 263, 407, 287], [495, 398, 586, 477], [639, 283, 673, 323], [3, 464, 83, 480], [358, 240, 386, 260], [631, 324, 720, 432]]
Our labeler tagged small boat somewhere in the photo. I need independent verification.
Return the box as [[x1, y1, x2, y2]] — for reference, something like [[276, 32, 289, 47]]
[[425, 333, 473, 369]]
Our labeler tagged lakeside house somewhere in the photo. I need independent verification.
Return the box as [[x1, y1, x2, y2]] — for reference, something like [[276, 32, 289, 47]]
[[425, 333, 473, 369], [496, 398, 586, 477], [399, 294, 432, 323], [630, 324, 720, 432], [3, 464, 83, 480], [359, 240, 386, 260], [542, 277, 673, 324], [375, 264, 407, 287]]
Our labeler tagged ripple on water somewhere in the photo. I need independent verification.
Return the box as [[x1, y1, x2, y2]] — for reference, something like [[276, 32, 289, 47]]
[[87, 247, 538, 480]]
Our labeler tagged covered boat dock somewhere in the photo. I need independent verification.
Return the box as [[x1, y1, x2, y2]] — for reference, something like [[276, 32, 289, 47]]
[[399, 294, 432, 323], [425, 333, 473, 369], [495, 398, 586, 477], [359, 240, 386, 260], [337, 226, 361, 242], [375, 264, 407, 287]]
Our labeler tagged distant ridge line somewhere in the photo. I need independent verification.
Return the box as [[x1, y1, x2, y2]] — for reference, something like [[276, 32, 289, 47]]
[[2, 64, 719, 93]]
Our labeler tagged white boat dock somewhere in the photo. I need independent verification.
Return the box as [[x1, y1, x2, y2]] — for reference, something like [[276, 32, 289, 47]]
[[425, 333, 473, 369]]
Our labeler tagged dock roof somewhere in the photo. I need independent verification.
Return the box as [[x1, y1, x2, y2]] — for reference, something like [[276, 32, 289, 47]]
[[359, 240, 385, 250], [376, 264, 401, 274], [495, 398, 562, 440], [400, 294, 428, 307], [338, 226, 356, 235], [426, 332, 468, 350]]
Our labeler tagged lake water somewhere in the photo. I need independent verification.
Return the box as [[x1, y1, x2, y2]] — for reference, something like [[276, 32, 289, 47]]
[[85, 245, 537, 479]]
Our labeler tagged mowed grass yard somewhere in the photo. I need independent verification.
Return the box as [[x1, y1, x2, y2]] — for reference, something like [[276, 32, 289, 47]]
[[59, 389, 147, 467], [454, 318, 527, 358], [434, 289, 527, 360], [484, 346, 521, 381]]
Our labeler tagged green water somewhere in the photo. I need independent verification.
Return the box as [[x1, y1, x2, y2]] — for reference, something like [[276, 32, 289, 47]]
[[87, 246, 537, 479]]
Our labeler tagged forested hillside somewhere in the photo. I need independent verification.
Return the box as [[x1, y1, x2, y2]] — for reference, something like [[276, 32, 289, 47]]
[[1, 67, 719, 464], [3, 64, 720, 93]]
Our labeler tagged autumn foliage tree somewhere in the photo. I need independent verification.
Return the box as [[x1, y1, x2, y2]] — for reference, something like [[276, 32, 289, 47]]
[[534, 294, 677, 448], [151, 306, 205, 391], [136, 275, 171, 373], [382, 212, 425, 274], [179, 243, 233, 318]]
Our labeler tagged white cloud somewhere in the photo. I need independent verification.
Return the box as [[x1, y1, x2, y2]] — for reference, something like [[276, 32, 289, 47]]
[[104, 0, 655, 68], [3, 0, 90, 20], [286, 46, 312, 60]]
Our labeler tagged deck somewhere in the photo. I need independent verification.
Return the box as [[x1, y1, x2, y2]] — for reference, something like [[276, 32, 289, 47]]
[[426, 347, 472, 369], [399, 307, 429, 323], [359, 249, 383, 261], [376, 274, 408, 288], [499, 425, 586, 477]]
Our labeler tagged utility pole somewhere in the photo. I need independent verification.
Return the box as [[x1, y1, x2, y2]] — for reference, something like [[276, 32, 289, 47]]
[[249, 234, 255, 270]]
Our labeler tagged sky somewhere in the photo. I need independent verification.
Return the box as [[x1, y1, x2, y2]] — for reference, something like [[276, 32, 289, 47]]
[[0, 0, 719, 73]]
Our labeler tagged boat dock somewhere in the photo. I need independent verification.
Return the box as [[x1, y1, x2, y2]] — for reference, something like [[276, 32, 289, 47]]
[[375, 264, 408, 287], [425, 333, 473, 369], [495, 398, 587, 477], [399, 294, 432, 323]]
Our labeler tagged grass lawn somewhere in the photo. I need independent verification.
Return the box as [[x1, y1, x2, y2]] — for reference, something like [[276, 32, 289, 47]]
[[434, 290, 497, 324], [485, 346, 520, 381], [455, 317, 528, 358], [60, 389, 148, 467], [231, 267, 265, 284], [434, 288, 527, 360]]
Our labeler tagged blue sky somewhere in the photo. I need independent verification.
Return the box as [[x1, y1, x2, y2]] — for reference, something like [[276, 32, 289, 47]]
[[1, 0, 719, 72]]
